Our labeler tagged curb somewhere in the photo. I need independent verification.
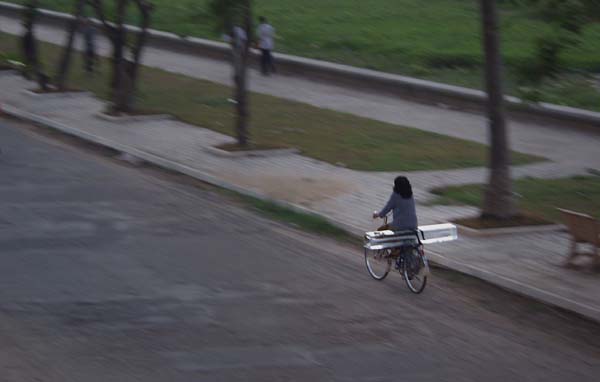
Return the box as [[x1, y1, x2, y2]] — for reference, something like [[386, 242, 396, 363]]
[[0, 69, 19, 76], [427, 250, 600, 323], [3, 103, 600, 324], [22, 89, 93, 99], [2, 1, 600, 130], [204, 146, 300, 158], [95, 112, 174, 123]]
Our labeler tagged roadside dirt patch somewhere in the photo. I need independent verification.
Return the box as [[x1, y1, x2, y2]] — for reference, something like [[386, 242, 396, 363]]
[[224, 174, 353, 206]]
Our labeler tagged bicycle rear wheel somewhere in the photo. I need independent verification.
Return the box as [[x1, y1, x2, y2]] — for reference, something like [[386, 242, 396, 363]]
[[402, 247, 428, 294], [365, 248, 392, 280]]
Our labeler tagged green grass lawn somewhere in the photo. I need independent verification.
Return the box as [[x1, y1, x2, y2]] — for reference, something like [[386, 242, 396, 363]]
[[0, 32, 543, 171], [431, 175, 600, 222], [6, 0, 600, 110]]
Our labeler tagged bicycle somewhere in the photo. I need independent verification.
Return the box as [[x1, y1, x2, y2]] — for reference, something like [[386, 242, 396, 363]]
[[364, 215, 430, 294]]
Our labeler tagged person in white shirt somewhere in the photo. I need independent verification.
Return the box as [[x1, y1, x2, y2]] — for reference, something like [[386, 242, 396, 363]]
[[257, 16, 276, 75]]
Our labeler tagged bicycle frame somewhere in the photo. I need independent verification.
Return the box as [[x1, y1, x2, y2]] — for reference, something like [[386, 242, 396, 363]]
[[365, 214, 430, 277], [364, 214, 455, 292]]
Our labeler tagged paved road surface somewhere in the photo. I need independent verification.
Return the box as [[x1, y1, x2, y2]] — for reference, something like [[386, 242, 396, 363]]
[[1, 118, 600, 381]]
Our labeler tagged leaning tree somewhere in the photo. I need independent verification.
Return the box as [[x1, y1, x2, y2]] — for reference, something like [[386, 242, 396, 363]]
[[479, 0, 600, 219], [55, 0, 86, 90]]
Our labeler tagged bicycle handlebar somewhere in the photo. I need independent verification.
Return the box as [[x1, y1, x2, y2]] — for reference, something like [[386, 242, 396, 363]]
[[373, 211, 390, 225]]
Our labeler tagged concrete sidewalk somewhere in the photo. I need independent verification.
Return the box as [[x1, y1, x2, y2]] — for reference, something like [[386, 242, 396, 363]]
[[2, 72, 600, 323]]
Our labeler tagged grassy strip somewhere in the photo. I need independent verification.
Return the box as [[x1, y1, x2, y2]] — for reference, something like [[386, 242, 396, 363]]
[[216, 142, 288, 152], [430, 175, 600, 222], [6, 0, 600, 111], [232, 192, 360, 244], [0, 32, 542, 171]]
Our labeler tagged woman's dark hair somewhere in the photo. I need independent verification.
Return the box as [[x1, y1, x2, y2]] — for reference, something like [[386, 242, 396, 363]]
[[393, 176, 413, 198]]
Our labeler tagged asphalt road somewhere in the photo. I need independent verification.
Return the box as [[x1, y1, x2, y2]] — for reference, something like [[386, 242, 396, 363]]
[[1, 118, 600, 382]]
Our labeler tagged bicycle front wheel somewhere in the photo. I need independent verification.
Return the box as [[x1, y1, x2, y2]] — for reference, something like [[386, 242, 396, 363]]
[[402, 247, 428, 294], [365, 248, 392, 281]]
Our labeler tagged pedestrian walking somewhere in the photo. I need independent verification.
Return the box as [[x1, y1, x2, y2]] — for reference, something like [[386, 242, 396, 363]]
[[257, 16, 276, 76], [81, 18, 97, 74]]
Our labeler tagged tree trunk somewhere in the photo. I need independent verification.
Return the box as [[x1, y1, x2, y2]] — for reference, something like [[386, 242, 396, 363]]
[[55, 0, 85, 90], [89, 0, 123, 111], [129, 0, 151, 88], [111, 0, 127, 96], [480, 0, 515, 219], [232, 0, 252, 147], [108, 0, 133, 113], [112, 0, 152, 113], [22, 0, 38, 70], [235, 53, 249, 146], [113, 60, 133, 113], [22, 0, 46, 88]]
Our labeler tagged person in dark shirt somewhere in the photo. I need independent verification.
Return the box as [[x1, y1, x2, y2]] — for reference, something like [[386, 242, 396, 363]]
[[373, 176, 418, 231]]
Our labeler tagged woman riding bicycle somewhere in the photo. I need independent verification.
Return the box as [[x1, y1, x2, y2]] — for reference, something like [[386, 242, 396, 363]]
[[372, 176, 418, 231]]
